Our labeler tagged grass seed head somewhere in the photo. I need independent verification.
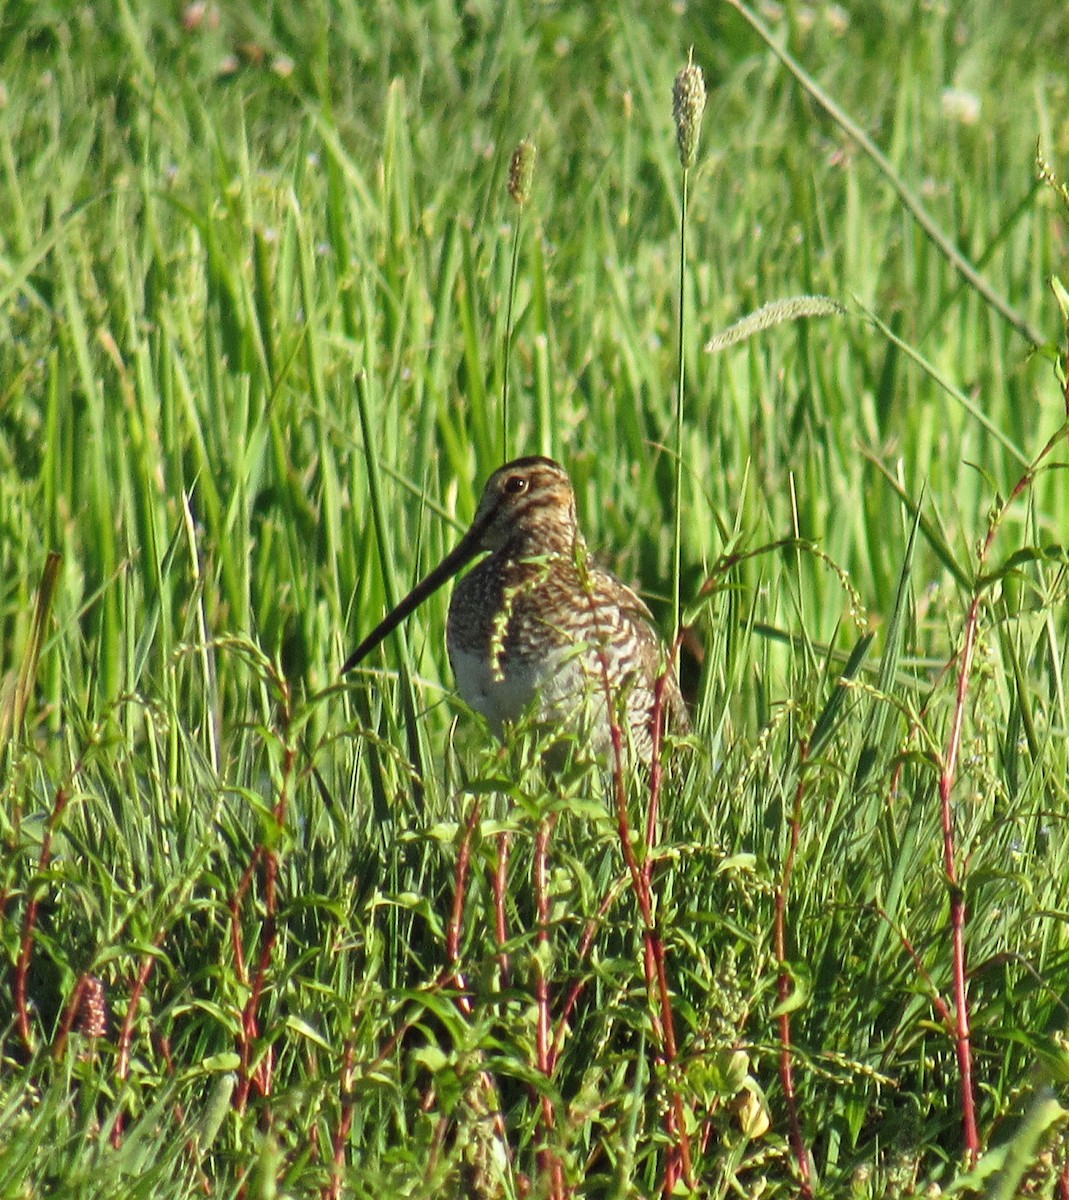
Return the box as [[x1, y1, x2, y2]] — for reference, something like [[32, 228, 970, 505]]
[[672, 52, 706, 170], [508, 137, 537, 206], [77, 975, 108, 1039]]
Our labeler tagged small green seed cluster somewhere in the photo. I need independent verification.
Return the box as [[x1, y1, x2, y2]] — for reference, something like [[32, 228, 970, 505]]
[[672, 54, 706, 170], [508, 137, 537, 206]]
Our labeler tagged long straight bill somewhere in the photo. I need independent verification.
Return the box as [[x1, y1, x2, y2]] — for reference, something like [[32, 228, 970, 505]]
[[341, 522, 486, 675]]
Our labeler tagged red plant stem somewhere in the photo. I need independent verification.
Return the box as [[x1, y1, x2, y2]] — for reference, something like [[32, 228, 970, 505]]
[[230, 852, 259, 987], [326, 1039, 357, 1200], [640, 655, 678, 1181], [52, 971, 89, 1061], [775, 743, 813, 1199], [610, 724, 647, 914], [157, 1030, 176, 1075], [16, 783, 70, 1050], [606, 703, 692, 1193], [233, 742, 295, 1113], [552, 881, 623, 1069], [447, 799, 482, 968], [231, 848, 260, 1114], [112, 941, 163, 1147], [888, 443, 1049, 1162], [246, 844, 278, 1098], [873, 905, 956, 1036], [533, 814, 565, 1200], [116, 954, 158, 1077], [534, 815, 555, 1076], [494, 831, 511, 985], [938, 597, 982, 1161], [370, 1003, 425, 1080], [642, 665, 671, 889], [934, 457, 1038, 1161], [429, 818, 516, 1187], [576, 591, 693, 1191]]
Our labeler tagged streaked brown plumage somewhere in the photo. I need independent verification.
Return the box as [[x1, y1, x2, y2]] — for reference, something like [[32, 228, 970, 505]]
[[343, 456, 687, 763]]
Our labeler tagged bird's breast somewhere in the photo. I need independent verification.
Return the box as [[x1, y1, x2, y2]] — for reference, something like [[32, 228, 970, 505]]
[[446, 554, 569, 728]]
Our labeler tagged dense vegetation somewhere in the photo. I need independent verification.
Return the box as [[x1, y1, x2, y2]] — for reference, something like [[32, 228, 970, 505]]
[[1, 1, 1068, 1195]]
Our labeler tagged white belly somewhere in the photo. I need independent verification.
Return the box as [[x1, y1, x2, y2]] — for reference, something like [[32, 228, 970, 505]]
[[449, 644, 543, 732], [449, 640, 614, 751]]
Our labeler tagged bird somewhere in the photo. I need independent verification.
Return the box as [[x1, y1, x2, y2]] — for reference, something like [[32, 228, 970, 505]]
[[342, 456, 688, 763]]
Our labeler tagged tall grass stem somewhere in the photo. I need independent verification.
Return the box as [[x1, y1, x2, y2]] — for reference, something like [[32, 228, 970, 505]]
[[673, 168, 688, 637]]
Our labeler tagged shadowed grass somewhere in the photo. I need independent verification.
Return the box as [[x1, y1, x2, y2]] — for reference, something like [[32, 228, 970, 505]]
[[1, 0, 1068, 1195]]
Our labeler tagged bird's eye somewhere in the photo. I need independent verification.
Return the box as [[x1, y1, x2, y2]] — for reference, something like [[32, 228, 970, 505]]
[[504, 475, 528, 495]]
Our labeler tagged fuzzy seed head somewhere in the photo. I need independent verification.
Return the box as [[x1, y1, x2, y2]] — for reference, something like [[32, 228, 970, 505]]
[[672, 54, 706, 170], [508, 138, 537, 207], [78, 975, 108, 1039]]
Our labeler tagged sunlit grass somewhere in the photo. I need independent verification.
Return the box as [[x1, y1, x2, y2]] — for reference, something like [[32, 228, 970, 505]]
[[1, 0, 1068, 1195]]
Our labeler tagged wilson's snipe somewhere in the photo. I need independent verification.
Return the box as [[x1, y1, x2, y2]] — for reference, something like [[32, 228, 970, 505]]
[[342, 456, 688, 762]]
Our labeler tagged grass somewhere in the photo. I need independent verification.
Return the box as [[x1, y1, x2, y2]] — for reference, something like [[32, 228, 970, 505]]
[[1, 0, 1069, 1195]]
